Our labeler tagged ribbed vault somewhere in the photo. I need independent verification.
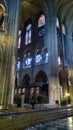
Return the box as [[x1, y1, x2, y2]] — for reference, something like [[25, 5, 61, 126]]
[[0, 0, 73, 31], [20, 0, 54, 29], [20, 0, 45, 28], [20, 0, 73, 29], [57, 0, 73, 31]]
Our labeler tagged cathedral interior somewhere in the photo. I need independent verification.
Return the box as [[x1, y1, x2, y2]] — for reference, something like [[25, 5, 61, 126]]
[[0, 0, 73, 109]]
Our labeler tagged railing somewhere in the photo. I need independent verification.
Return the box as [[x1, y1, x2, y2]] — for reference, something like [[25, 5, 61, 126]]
[[0, 106, 73, 130]]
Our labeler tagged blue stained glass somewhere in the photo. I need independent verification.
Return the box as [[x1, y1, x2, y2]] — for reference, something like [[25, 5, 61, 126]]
[[35, 52, 49, 65], [44, 53, 48, 63], [42, 52, 49, 64], [23, 57, 32, 68], [35, 54, 42, 65], [16, 60, 21, 71], [25, 24, 32, 45]]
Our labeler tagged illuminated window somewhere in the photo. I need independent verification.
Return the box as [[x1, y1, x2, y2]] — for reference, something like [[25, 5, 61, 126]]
[[56, 17, 59, 28], [16, 60, 21, 71], [42, 47, 49, 64], [35, 54, 42, 65], [58, 56, 63, 66], [44, 53, 49, 63], [42, 52, 49, 63], [18, 30, 21, 48], [25, 24, 31, 45], [38, 14, 45, 36], [23, 54, 32, 68], [38, 14, 45, 27], [62, 24, 65, 34], [25, 58, 32, 67], [58, 56, 61, 65]]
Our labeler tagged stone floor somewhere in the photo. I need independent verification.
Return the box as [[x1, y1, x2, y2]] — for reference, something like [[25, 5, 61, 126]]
[[25, 116, 73, 130]]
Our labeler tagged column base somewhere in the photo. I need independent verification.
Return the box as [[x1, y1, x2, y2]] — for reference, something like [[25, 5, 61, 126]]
[[49, 77, 60, 105], [0, 105, 5, 109]]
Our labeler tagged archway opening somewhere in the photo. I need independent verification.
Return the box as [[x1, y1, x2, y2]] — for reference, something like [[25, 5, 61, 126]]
[[22, 74, 30, 86], [35, 71, 48, 104], [21, 74, 30, 103]]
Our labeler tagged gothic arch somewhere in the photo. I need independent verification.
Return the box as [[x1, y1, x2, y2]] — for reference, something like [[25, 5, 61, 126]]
[[35, 70, 48, 103], [35, 70, 48, 83], [22, 74, 30, 87]]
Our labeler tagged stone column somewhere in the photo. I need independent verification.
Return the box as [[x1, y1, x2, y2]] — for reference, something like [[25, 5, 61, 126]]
[[44, 2, 60, 104], [7, 0, 20, 106], [66, 29, 73, 66], [0, 0, 20, 109], [21, 94, 25, 107], [49, 78, 60, 104], [66, 26, 73, 105]]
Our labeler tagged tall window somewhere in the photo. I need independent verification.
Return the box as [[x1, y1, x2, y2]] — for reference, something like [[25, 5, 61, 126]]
[[62, 23, 65, 35], [56, 17, 63, 65], [35, 49, 42, 65], [23, 53, 32, 68], [38, 14, 45, 36], [18, 30, 21, 49], [38, 14, 45, 27], [42, 47, 49, 64], [62, 23, 67, 64], [56, 17, 59, 28], [25, 24, 32, 45]]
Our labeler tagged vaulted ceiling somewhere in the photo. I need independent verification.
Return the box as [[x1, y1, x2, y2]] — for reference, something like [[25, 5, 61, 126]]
[[20, 0, 73, 30], [57, 0, 73, 30]]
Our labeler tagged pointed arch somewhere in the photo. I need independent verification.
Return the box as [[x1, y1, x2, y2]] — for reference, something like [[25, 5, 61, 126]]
[[35, 71, 48, 83], [22, 74, 30, 86]]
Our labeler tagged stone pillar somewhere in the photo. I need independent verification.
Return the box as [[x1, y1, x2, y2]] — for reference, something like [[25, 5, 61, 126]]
[[44, 2, 60, 104], [7, 0, 20, 106], [49, 78, 60, 104], [66, 29, 73, 66], [0, 0, 20, 109], [21, 94, 24, 107]]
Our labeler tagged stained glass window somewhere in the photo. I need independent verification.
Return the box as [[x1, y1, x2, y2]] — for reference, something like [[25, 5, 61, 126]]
[[16, 60, 21, 71], [18, 30, 21, 48], [42, 47, 49, 64], [23, 55, 32, 68], [38, 14, 45, 37], [44, 53, 49, 63], [25, 24, 31, 45], [58, 56, 61, 65], [62, 24, 65, 34], [35, 54, 42, 65], [25, 57, 32, 67], [56, 17, 59, 28], [38, 14, 45, 28]]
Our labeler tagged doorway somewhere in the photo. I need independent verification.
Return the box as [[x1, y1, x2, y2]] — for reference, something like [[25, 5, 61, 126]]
[[35, 71, 48, 103]]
